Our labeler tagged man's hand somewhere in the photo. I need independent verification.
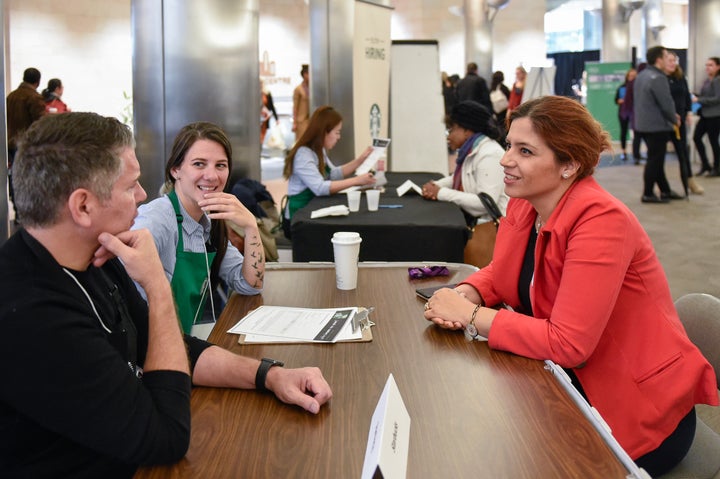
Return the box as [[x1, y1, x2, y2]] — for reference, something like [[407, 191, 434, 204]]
[[265, 366, 333, 414], [93, 229, 165, 290]]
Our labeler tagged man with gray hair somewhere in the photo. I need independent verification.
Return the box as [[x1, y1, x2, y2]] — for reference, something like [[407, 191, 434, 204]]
[[0, 112, 332, 477]]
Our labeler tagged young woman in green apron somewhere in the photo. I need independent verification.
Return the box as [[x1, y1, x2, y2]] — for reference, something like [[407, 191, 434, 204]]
[[132, 122, 265, 336], [281, 105, 376, 238]]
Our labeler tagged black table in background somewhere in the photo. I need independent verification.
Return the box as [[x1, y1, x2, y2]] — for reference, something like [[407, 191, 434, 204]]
[[290, 172, 468, 262]]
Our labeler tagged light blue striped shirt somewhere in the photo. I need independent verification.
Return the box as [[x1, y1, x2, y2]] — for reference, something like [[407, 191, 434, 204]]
[[285, 146, 344, 218], [131, 195, 262, 300]]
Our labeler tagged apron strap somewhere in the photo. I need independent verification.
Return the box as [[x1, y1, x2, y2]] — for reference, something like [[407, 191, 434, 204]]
[[167, 190, 185, 253]]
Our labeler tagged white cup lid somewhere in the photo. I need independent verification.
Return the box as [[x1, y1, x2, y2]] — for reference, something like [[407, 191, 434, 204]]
[[332, 231, 361, 244]]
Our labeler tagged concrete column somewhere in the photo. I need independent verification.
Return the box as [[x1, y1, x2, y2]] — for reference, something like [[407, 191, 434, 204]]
[[309, 0, 355, 163], [309, 0, 392, 164], [688, 0, 719, 91], [643, 0, 664, 48], [463, 0, 493, 81], [601, 0, 633, 62]]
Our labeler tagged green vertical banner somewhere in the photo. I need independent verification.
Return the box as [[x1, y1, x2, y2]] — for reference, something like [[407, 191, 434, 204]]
[[585, 62, 631, 142]]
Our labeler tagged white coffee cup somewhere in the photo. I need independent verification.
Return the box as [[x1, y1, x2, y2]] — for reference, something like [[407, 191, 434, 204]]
[[331, 232, 362, 290], [366, 189, 380, 211], [347, 190, 361, 212]]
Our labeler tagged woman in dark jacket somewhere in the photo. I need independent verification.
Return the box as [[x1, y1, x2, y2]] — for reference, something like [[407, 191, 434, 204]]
[[615, 68, 636, 161], [692, 57, 720, 176], [665, 53, 702, 194]]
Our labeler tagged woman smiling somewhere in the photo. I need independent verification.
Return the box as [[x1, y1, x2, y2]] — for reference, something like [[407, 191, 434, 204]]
[[132, 122, 264, 335], [423, 96, 717, 476]]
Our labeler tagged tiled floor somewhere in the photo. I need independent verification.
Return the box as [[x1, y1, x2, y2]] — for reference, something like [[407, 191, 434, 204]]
[[594, 155, 720, 300]]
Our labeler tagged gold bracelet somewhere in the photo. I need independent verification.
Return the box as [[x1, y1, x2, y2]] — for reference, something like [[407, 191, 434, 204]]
[[466, 304, 482, 339], [470, 304, 481, 327]]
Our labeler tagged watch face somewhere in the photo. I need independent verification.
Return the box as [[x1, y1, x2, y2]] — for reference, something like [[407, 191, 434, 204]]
[[464, 322, 479, 341], [466, 323, 478, 337]]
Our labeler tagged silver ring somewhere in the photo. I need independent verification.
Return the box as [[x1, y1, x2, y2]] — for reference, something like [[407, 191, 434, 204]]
[[425, 302, 430, 310]]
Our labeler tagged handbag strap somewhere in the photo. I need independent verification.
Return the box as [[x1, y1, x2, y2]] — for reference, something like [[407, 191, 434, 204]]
[[478, 192, 503, 228]]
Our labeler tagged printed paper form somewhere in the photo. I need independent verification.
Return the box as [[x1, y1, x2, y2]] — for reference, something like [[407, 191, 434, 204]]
[[227, 306, 360, 343]]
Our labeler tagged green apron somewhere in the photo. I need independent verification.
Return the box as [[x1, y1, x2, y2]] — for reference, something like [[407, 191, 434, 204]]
[[287, 164, 332, 218], [167, 190, 216, 334], [287, 188, 316, 219]]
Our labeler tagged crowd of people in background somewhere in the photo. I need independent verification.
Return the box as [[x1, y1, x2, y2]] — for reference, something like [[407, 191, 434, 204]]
[[6, 68, 72, 225], [442, 63, 525, 136], [618, 47, 719, 203]]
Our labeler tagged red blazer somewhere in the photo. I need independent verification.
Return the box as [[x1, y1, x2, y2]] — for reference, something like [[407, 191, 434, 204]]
[[463, 176, 718, 458]]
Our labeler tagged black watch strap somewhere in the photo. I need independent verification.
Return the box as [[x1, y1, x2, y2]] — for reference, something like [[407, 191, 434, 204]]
[[255, 358, 284, 393]]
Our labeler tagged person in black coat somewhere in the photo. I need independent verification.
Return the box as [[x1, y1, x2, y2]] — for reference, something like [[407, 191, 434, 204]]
[[665, 52, 703, 194], [455, 62, 492, 114]]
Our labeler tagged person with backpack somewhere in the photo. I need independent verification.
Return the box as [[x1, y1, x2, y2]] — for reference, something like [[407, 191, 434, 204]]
[[490, 71, 510, 128]]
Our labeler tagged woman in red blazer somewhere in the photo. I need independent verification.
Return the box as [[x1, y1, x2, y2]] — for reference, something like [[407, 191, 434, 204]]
[[423, 95, 718, 477]]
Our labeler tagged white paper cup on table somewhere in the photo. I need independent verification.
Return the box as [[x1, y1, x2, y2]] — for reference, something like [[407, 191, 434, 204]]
[[366, 189, 380, 211], [331, 232, 362, 290], [347, 190, 361, 212]]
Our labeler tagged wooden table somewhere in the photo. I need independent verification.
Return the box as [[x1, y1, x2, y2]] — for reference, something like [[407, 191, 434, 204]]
[[135, 263, 631, 478]]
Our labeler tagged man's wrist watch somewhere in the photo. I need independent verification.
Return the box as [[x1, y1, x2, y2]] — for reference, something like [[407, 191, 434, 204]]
[[255, 358, 284, 394]]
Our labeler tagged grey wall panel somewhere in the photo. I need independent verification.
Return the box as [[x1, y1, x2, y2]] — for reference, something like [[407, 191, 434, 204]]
[[1, 0, 7, 241], [310, 0, 355, 164], [164, 0, 259, 185], [133, 0, 260, 200], [132, 0, 166, 199]]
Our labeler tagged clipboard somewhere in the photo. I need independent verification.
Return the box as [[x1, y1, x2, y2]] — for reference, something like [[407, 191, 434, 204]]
[[237, 326, 373, 345], [232, 305, 375, 345]]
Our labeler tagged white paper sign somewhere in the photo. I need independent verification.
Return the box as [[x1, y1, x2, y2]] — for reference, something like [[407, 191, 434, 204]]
[[396, 180, 422, 197], [361, 374, 411, 479]]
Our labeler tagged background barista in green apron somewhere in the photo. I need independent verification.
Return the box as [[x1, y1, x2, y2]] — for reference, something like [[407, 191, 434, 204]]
[[281, 105, 376, 238], [132, 122, 265, 337]]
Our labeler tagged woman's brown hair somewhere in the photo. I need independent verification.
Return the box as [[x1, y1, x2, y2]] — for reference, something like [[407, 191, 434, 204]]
[[709, 57, 720, 78], [164, 121, 234, 288], [283, 105, 343, 179], [507, 96, 611, 179]]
